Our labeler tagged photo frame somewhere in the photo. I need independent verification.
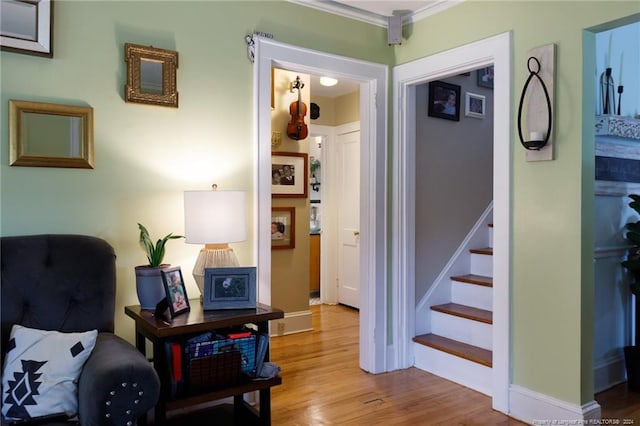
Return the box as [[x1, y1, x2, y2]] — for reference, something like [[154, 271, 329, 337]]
[[124, 43, 178, 108], [465, 92, 486, 119], [271, 152, 308, 198], [477, 66, 494, 89], [271, 207, 295, 249], [428, 81, 461, 121], [203, 267, 257, 310], [0, 0, 52, 57], [160, 266, 190, 318]]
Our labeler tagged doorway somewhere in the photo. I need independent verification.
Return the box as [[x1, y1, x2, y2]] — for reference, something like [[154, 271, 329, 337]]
[[254, 37, 388, 373], [392, 32, 512, 411]]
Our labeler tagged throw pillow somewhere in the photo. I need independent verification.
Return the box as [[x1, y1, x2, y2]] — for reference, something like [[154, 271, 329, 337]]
[[1, 325, 98, 421]]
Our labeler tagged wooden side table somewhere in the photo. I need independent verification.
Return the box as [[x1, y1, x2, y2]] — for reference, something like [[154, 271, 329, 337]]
[[125, 302, 284, 425]]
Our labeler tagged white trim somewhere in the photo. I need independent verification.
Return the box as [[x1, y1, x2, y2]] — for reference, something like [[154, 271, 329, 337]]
[[270, 310, 313, 336], [392, 32, 512, 412], [509, 385, 601, 424], [254, 37, 388, 374], [594, 352, 626, 393]]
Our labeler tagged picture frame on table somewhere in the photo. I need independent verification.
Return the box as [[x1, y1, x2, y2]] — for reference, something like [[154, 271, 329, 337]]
[[271, 152, 308, 198], [160, 266, 190, 318], [428, 81, 461, 122], [271, 207, 295, 249], [203, 267, 257, 310], [465, 92, 486, 119], [477, 66, 494, 89], [0, 0, 53, 57]]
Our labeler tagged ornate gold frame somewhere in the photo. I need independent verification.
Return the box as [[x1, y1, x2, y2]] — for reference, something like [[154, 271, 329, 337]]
[[124, 43, 178, 108], [9, 100, 94, 169]]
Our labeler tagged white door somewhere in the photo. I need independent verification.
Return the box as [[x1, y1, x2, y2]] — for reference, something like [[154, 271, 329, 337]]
[[337, 130, 360, 308]]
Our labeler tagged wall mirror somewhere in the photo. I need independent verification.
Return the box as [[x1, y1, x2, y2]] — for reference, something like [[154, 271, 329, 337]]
[[0, 0, 52, 57], [9, 100, 94, 169], [124, 43, 178, 108]]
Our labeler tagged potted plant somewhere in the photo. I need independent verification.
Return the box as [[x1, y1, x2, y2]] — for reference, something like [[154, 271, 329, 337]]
[[135, 223, 183, 310], [622, 194, 640, 391]]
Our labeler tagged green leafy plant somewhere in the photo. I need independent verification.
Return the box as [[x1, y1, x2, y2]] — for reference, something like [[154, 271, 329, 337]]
[[137, 223, 183, 267], [622, 194, 640, 296]]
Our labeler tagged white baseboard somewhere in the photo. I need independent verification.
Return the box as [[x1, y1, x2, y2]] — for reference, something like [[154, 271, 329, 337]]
[[509, 385, 601, 424], [594, 354, 626, 393], [270, 310, 313, 336]]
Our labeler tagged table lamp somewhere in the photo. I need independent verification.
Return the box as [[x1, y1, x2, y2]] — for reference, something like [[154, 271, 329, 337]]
[[184, 185, 247, 296]]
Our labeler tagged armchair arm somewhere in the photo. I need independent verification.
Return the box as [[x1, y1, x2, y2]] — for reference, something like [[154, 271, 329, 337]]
[[78, 333, 160, 426]]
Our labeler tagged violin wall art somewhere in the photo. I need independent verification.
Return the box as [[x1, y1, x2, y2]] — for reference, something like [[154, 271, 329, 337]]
[[287, 75, 309, 141]]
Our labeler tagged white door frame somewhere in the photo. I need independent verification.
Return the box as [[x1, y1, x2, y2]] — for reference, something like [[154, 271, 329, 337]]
[[391, 32, 512, 412], [253, 37, 389, 373]]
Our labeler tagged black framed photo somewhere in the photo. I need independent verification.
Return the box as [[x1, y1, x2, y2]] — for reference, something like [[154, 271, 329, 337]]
[[428, 81, 461, 121], [477, 66, 494, 89], [203, 267, 257, 310], [161, 266, 190, 318]]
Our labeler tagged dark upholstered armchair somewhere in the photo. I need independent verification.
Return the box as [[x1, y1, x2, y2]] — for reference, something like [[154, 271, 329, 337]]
[[1, 235, 160, 425]]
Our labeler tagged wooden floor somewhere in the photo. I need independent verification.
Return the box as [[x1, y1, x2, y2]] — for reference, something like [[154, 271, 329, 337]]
[[271, 304, 524, 425]]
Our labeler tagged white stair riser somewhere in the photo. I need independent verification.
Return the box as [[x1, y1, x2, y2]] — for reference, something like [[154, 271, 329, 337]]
[[470, 253, 492, 277], [414, 343, 492, 396], [431, 311, 493, 350], [451, 281, 493, 311]]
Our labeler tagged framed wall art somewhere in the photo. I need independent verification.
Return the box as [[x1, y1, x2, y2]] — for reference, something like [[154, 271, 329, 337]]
[[160, 266, 190, 318], [0, 0, 53, 57], [203, 267, 257, 310], [477, 66, 494, 89], [465, 92, 486, 119], [271, 207, 295, 249], [428, 81, 460, 122], [271, 152, 308, 198]]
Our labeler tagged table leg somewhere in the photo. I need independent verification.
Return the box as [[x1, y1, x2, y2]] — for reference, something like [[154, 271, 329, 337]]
[[259, 388, 272, 426]]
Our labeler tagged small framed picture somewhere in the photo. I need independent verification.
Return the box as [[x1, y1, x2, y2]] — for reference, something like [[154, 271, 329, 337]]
[[465, 92, 486, 119], [203, 267, 257, 310], [477, 66, 494, 89], [0, 0, 53, 57], [272, 152, 308, 198], [160, 266, 190, 318], [271, 207, 295, 249], [428, 81, 461, 121]]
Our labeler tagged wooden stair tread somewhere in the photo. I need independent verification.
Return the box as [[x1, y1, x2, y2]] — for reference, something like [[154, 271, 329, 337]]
[[413, 333, 492, 367], [450, 274, 493, 287], [431, 303, 492, 324], [470, 247, 493, 255]]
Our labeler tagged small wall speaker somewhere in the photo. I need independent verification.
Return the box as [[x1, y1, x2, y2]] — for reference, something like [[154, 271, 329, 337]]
[[388, 15, 402, 45]]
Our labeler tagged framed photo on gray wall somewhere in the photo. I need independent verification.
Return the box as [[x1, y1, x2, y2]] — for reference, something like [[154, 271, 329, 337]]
[[428, 81, 461, 122]]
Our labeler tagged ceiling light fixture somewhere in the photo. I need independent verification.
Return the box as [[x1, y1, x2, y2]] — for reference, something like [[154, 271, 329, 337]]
[[320, 76, 338, 87]]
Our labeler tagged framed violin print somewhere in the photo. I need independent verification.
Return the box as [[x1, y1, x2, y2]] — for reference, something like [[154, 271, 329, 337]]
[[271, 152, 308, 198]]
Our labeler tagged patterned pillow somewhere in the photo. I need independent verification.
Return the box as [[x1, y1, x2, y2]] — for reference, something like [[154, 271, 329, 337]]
[[1, 325, 98, 421]]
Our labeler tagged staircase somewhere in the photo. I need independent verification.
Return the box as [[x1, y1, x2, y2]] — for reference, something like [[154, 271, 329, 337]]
[[413, 224, 494, 396]]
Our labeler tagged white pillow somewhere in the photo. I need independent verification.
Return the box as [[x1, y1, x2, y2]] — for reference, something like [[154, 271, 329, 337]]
[[1, 325, 98, 421]]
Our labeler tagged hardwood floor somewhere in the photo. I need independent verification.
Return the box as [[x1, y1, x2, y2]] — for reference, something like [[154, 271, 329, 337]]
[[270, 304, 524, 425]]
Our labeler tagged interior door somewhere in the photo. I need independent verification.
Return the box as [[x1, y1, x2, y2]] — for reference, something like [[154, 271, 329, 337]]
[[337, 129, 360, 308]]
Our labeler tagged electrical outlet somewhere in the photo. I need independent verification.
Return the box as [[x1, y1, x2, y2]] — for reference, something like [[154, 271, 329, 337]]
[[277, 322, 285, 335]]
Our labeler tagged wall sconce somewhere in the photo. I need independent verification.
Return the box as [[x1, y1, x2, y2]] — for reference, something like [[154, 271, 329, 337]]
[[184, 184, 247, 296], [517, 44, 556, 162]]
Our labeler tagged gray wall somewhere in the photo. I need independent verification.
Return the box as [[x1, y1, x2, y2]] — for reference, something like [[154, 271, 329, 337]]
[[415, 72, 494, 302]]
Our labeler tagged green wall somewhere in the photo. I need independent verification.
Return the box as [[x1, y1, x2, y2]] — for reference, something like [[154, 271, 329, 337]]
[[0, 0, 389, 345], [2, 0, 640, 412], [395, 0, 639, 406]]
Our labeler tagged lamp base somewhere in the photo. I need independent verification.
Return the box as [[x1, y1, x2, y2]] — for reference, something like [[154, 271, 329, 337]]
[[192, 244, 240, 296]]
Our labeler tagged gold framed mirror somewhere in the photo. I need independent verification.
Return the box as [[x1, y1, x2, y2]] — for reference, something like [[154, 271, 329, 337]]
[[124, 43, 178, 108], [9, 100, 94, 169]]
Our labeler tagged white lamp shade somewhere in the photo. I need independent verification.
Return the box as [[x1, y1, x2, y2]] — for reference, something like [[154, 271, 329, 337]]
[[184, 190, 247, 244]]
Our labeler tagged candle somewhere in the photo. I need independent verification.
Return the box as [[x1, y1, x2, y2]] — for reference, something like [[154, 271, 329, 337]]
[[619, 52, 624, 85], [530, 131, 543, 141]]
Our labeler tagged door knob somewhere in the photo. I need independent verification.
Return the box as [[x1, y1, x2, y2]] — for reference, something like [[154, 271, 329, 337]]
[[353, 231, 360, 236]]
